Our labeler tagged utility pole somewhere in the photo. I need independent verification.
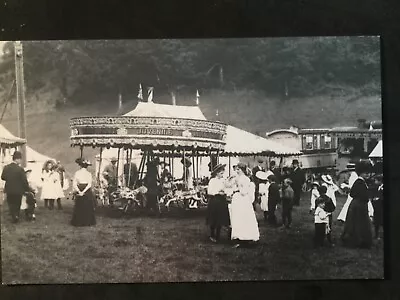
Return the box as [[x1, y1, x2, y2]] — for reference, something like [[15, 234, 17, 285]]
[[14, 41, 27, 167]]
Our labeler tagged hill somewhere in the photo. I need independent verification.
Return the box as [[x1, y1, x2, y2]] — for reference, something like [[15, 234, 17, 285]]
[[1, 88, 381, 173]]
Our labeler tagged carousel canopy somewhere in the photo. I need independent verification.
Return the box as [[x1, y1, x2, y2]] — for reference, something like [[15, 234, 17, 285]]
[[70, 102, 226, 151], [124, 102, 207, 120], [0, 124, 26, 148], [369, 140, 382, 158], [223, 125, 302, 157]]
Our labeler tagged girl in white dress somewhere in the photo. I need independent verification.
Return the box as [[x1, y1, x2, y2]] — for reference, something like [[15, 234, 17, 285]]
[[321, 175, 339, 207], [258, 170, 273, 223], [230, 163, 260, 248], [40, 160, 64, 210]]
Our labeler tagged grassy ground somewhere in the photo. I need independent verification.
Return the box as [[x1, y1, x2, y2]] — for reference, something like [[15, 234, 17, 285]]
[[1, 192, 384, 284]]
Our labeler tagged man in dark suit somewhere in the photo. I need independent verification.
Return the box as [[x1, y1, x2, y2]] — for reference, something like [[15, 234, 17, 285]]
[[1, 151, 30, 223], [269, 160, 281, 184], [290, 159, 305, 207], [252, 158, 265, 209]]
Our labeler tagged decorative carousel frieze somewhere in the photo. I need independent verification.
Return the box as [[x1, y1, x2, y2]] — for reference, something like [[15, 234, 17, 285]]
[[70, 116, 227, 150]]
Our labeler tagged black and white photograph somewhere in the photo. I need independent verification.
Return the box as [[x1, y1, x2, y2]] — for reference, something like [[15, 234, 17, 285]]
[[0, 37, 383, 284]]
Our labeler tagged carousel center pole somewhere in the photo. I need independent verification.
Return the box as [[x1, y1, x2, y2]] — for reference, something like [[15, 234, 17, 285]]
[[80, 146, 83, 159], [228, 154, 231, 177]]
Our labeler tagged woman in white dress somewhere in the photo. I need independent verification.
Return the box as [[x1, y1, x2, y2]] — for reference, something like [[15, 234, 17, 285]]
[[41, 160, 64, 210], [321, 175, 339, 207], [230, 163, 260, 248]]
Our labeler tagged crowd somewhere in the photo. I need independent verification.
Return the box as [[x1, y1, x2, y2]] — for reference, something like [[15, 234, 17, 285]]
[[1, 151, 383, 250]]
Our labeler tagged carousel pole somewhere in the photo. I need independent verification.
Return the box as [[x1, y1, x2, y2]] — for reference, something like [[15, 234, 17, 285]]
[[196, 152, 199, 179], [80, 146, 83, 159], [171, 149, 175, 180], [228, 155, 231, 176], [183, 148, 187, 185], [138, 151, 145, 181], [97, 147, 103, 184], [116, 148, 121, 187], [128, 148, 132, 188], [192, 149, 196, 181]]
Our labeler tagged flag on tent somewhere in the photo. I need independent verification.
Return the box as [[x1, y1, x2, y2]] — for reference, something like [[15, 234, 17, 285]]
[[147, 87, 154, 103], [196, 89, 200, 105], [137, 84, 143, 100]]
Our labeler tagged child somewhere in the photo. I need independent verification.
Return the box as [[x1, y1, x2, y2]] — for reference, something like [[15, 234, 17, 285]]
[[281, 178, 294, 228], [314, 201, 329, 247], [267, 175, 280, 226], [315, 185, 336, 246], [309, 181, 320, 214], [24, 168, 38, 221], [372, 178, 383, 240], [256, 170, 273, 223]]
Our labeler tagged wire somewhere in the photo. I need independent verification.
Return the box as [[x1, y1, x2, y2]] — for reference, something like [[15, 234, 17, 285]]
[[0, 79, 16, 123]]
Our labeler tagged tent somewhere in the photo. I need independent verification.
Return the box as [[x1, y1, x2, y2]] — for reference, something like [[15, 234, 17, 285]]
[[369, 140, 382, 158], [0, 125, 55, 188], [223, 125, 302, 157], [0, 124, 26, 148]]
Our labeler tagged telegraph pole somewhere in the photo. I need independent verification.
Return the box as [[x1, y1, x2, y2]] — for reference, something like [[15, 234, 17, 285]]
[[14, 41, 27, 167]]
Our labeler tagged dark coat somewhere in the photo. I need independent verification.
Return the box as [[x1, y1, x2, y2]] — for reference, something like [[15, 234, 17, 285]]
[[315, 194, 336, 213], [268, 182, 281, 210], [341, 178, 373, 248], [290, 167, 305, 189], [1, 162, 30, 195]]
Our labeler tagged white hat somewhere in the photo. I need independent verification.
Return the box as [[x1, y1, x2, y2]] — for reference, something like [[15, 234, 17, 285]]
[[256, 171, 269, 181], [321, 175, 334, 185]]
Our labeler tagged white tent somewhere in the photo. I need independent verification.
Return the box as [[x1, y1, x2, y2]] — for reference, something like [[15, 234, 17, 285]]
[[0, 125, 55, 188], [369, 140, 382, 158], [223, 125, 302, 156]]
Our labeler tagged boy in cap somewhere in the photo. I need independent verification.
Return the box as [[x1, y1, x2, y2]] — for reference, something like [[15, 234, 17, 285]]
[[23, 168, 38, 221], [315, 185, 336, 246]]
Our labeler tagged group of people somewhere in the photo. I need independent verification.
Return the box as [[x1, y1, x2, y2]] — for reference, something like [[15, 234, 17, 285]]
[[2, 150, 383, 250], [308, 161, 383, 248], [1, 151, 96, 227]]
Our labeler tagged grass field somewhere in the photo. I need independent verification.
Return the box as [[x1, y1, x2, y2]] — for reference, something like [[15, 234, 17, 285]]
[[1, 192, 384, 284]]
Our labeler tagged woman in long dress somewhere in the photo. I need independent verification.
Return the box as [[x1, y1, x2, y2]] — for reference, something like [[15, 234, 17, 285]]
[[341, 161, 373, 248], [206, 163, 230, 243], [338, 168, 374, 222], [71, 158, 96, 227], [230, 163, 260, 248], [41, 160, 64, 210]]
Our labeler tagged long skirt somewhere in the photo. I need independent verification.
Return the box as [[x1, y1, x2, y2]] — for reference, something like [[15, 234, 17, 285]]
[[341, 198, 373, 248], [230, 193, 260, 241], [338, 196, 374, 221], [71, 184, 96, 227], [206, 195, 230, 228]]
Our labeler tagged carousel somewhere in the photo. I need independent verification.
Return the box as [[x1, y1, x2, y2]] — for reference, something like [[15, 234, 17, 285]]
[[69, 101, 227, 214]]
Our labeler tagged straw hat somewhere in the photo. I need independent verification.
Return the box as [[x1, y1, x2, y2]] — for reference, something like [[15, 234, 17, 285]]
[[255, 171, 269, 181], [321, 175, 334, 185]]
